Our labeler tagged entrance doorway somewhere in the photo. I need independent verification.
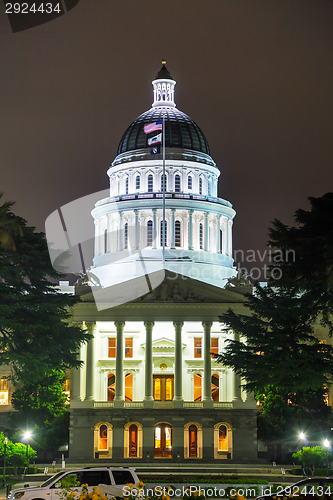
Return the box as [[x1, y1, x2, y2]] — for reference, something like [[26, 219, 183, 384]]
[[153, 375, 174, 401], [154, 423, 172, 458]]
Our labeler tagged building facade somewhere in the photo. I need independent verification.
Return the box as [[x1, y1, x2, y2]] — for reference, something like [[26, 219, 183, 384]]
[[68, 63, 258, 463]]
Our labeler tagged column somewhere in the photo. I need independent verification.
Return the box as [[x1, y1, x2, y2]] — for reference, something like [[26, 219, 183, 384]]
[[173, 322, 184, 406], [228, 219, 233, 256], [134, 209, 139, 250], [85, 322, 96, 401], [202, 321, 213, 405], [118, 213, 123, 251], [94, 219, 99, 257], [144, 321, 154, 405], [188, 210, 193, 250], [171, 209, 175, 249], [217, 215, 221, 254], [106, 214, 112, 254], [204, 213, 209, 251], [233, 332, 242, 400], [114, 321, 125, 403], [152, 209, 157, 249]]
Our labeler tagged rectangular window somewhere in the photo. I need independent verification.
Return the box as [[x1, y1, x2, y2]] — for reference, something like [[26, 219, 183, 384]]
[[0, 378, 8, 405], [194, 337, 202, 358], [108, 338, 116, 358], [211, 338, 219, 357], [125, 337, 133, 358]]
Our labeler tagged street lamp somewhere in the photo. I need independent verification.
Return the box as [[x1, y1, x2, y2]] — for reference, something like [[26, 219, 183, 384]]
[[23, 431, 32, 469], [2, 437, 8, 487], [323, 439, 330, 474]]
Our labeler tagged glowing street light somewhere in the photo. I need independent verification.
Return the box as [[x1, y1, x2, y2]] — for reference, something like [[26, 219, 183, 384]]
[[2, 437, 8, 487], [23, 431, 32, 468], [323, 439, 330, 448], [299, 432, 306, 440]]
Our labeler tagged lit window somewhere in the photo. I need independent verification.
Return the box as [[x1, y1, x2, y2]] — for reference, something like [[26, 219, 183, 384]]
[[175, 220, 181, 247], [211, 338, 219, 356], [189, 424, 198, 458], [188, 176, 192, 190], [165, 426, 172, 448], [165, 378, 173, 401], [175, 174, 181, 192], [148, 174, 153, 192], [129, 424, 138, 457], [108, 338, 116, 358], [147, 220, 153, 246], [194, 374, 202, 401], [212, 374, 219, 402], [107, 374, 115, 401], [194, 338, 202, 358], [125, 373, 133, 401], [62, 379, 70, 405], [218, 425, 228, 451], [99, 424, 108, 450], [0, 378, 8, 405], [155, 426, 161, 448], [125, 338, 133, 358], [135, 175, 140, 190], [154, 377, 161, 400]]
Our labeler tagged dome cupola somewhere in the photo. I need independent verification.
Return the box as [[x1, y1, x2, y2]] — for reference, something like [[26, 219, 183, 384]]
[[152, 60, 176, 108]]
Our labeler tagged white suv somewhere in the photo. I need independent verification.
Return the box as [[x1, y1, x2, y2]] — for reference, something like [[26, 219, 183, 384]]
[[7, 467, 139, 500]]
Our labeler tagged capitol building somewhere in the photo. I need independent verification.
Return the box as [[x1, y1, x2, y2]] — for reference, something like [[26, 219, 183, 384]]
[[69, 62, 258, 463]]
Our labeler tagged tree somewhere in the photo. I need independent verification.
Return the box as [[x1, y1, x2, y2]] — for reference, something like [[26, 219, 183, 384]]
[[215, 285, 333, 438], [0, 193, 23, 251], [293, 446, 332, 474], [0, 195, 91, 430], [269, 192, 333, 332]]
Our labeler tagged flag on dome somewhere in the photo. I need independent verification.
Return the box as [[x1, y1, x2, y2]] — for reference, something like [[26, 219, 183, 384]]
[[144, 120, 163, 134], [147, 133, 162, 146]]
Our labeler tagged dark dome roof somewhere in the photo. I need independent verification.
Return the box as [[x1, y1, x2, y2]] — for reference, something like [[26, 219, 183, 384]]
[[117, 107, 211, 156], [155, 62, 173, 80]]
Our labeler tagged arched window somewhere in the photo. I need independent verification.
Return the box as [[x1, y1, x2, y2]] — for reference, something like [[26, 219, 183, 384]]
[[189, 424, 198, 458], [135, 175, 140, 191], [0, 377, 8, 405], [194, 373, 202, 401], [125, 373, 133, 401], [124, 422, 143, 459], [161, 174, 167, 192], [147, 220, 153, 246], [214, 422, 232, 459], [94, 422, 112, 459], [124, 223, 128, 249], [199, 223, 203, 250], [129, 423, 138, 457], [218, 424, 228, 451], [107, 374, 115, 401], [212, 374, 219, 402], [148, 174, 153, 192], [199, 177, 203, 195], [125, 177, 129, 194], [160, 220, 167, 247], [174, 174, 181, 192], [188, 175, 193, 190], [99, 424, 108, 450], [175, 220, 181, 247]]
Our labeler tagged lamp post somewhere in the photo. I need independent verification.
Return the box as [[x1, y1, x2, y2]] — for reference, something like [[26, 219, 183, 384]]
[[323, 439, 330, 475], [2, 437, 8, 487], [23, 431, 32, 470]]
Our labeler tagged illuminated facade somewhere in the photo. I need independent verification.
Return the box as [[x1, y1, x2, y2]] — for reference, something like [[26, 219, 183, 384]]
[[69, 63, 258, 462]]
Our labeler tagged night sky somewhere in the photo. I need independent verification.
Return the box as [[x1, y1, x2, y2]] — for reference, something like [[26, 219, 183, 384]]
[[1, 0, 333, 277]]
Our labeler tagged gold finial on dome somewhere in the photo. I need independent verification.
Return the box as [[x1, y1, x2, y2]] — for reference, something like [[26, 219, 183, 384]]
[[162, 59, 167, 65]]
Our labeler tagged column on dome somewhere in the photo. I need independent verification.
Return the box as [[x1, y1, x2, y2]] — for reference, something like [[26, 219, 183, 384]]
[[217, 215, 221, 254], [171, 209, 175, 249], [94, 219, 99, 257], [134, 209, 139, 250], [118, 213, 123, 252], [110, 214, 117, 252], [183, 211, 189, 250], [114, 321, 125, 402], [228, 219, 233, 256], [188, 210, 193, 250], [202, 321, 213, 405], [204, 213, 209, 251], [106, 214, 111, 254], [85, 322, 96, 401], [222, 218, 227, 255], [144, 321, 154, 405], [152, 209, 157, 249], [173, 322, 184, 404]]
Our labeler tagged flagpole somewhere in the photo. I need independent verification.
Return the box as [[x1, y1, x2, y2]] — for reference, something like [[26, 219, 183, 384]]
[[162, 114, 166, 266]]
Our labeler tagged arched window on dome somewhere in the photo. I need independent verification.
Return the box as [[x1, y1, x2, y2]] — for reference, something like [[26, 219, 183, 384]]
[[199, 177, 203, 195], [175, 174, 181, 193], [160, 220, 167, 247], [175, 220, 181, 247], [124, 223, 128, 249], [148, 174, 153, 193], [199, 223, 203, 250], [135, 175, 140, 191], [188, 175, 193, 191], [161, 174, 167, 192], [125, 177, 129, 195], [147, 220, 153, 246]]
